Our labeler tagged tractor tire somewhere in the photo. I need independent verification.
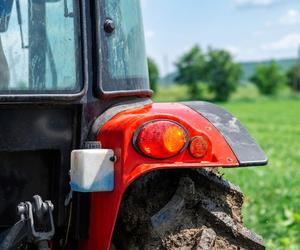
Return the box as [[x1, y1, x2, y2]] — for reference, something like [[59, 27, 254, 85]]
[[112, 169, 265, 250]]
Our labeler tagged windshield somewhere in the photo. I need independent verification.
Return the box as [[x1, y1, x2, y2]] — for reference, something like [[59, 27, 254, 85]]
[[99, 0, 149, 93], [0, 0, 80, 94]]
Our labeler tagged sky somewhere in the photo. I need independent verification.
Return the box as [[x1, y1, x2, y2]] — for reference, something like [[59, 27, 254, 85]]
[[141, 0, 300, 75]]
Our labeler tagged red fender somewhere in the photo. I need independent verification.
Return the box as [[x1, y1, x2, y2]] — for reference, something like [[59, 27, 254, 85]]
[[79, 103, 239, 250]]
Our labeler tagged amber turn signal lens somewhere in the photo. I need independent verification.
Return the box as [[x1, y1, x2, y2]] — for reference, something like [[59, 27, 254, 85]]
[[189, 136, 209, 158], [135, 121, 188, 159]]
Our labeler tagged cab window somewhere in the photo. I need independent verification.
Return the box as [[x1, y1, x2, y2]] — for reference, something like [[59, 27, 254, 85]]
[[0, 0, 80, 94], [99, 0, 150, 93]]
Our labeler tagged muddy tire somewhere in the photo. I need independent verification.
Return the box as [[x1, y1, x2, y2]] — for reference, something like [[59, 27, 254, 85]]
[[112, 169, 265, 250]]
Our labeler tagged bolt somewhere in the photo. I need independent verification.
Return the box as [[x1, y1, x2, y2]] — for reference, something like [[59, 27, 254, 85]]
[[110, 156, 117, 162], [227, 157, 233, 163], [104, 19, 115, 34]]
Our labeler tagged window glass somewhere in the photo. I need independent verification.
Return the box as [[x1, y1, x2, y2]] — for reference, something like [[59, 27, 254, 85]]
[[0, 0, 79, 93], [100, 0, 149, 92]]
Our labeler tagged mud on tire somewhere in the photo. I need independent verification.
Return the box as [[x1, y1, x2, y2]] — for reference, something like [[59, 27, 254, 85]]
[[112, 169, 264, 250]]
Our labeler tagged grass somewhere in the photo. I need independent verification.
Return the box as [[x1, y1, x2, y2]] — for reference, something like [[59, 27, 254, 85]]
[[153, 84, 190, 102], [155, 83, 300, 249], [222, 98, 300, 249]]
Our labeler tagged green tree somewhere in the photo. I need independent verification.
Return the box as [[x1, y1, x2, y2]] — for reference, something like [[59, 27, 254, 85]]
[[147, 57, 160, 93], [205, 48, 242, 102], [287, 64, 300, 92], [175, 45, 205, 99], [251, 62, 286, 95]]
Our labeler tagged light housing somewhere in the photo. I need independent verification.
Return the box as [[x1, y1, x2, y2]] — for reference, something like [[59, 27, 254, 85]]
[[133, 120, 189, 159]]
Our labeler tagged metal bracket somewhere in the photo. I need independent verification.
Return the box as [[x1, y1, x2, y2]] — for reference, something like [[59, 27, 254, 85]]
[[18, 196, 55, 242], [0, 195, 55, 250]]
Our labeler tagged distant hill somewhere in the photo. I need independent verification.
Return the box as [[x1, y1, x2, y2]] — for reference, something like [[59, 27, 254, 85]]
[[241, 58, 298, 80], [160, 58, 298, 85], [160, 72, 178, 85]]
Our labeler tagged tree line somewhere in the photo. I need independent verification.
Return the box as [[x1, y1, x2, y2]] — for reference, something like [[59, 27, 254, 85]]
[[148, 45, 300, 101]]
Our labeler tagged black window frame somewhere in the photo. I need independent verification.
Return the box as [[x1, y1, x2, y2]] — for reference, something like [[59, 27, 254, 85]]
[[0, 0, 86, 102], [94, 0, 152, 98]]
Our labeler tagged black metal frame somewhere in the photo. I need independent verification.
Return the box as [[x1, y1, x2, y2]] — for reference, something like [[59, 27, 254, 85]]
[[0, 104, 82, 227]]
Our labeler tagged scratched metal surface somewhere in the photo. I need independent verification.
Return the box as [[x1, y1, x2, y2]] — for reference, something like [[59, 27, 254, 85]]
[[183, 102, 268, 166]]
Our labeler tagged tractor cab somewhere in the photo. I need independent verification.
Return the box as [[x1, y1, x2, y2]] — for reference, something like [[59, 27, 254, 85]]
[[0, 0, 150, 96], [0, 1, 267, 250], [0, 0, 151, 248]]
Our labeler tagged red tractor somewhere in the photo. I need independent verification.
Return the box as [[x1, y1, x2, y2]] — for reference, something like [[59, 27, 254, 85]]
[[0, 0, 267, 249]]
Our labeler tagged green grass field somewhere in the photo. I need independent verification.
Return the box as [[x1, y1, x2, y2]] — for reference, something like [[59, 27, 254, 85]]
[[155, 84, 300, 249], [223, 98, 300, 249]]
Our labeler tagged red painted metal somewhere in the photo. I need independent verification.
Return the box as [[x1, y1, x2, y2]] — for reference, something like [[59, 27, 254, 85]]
[[79, 103, 239, 250]]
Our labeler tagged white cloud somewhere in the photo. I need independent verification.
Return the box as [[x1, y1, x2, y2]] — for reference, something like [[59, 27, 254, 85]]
[[279, 9, 300, 25], [262, 9, 300, 28], [145, 30, 155, 39], [261, 33, 300, 50], [225, 46, 241, 57], [234, 0, 277, 8]]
